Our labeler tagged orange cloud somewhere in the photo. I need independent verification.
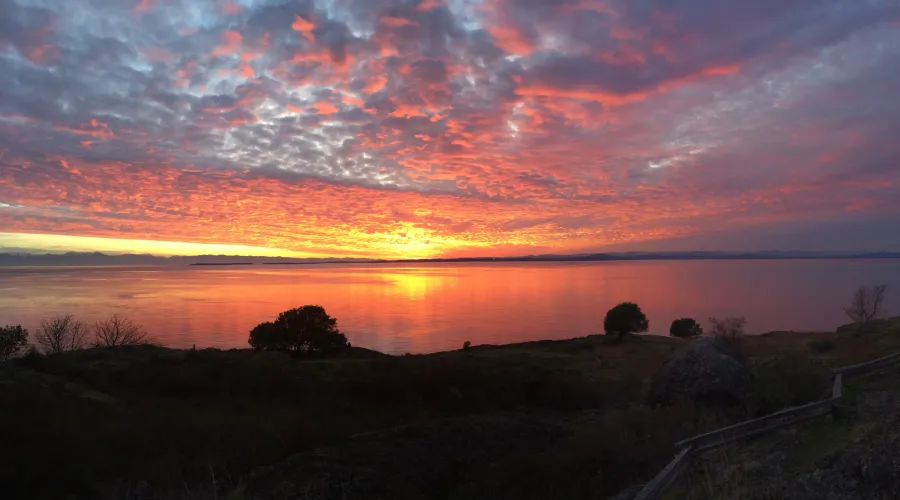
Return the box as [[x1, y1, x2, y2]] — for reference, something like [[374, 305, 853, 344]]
[[292, 15, 316, 41], [54, 119, 114, 140], [313, 100, 339, 115], [211, 31, 243, 56], [380, 16, 417, 28], [486, 25, 534, 56], [363, 73, 388, 94], [416, 0, 441, 11]]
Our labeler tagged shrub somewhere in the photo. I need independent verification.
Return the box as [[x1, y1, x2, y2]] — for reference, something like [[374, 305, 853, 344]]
[[807, 338, 836, 354], [248, 305, 349, 355], [708, 317, 746, 354], [94, 314, 149, 347], [752, 354, 830, 415], [603, 302, 649, 342], [463, 341, 471, 351], [670, 318, 702, 339], [0, 325, 28, 361], [35, 315, 88, 354]]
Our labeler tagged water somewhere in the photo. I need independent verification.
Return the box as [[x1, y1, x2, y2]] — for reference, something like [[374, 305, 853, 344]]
[[0, 260, 897, 354]]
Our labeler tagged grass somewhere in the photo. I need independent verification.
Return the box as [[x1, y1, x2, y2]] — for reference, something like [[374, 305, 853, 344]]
[[0, 335, 686, 499], [2, 319, 899, 500], [664, 317, 900, 500]]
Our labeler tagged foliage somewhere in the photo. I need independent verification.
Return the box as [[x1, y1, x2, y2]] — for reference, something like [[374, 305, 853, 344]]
[[248, 305, 349, 355], [844, 284, 888, 330], [463, 341, 471, 351], [603, 302, 649, 341], [751, 354, 830, 415], [670, 318, 703, 339], [0, 325, 29, 361], [807, 338, 836, 354], [35, 315, 88, 354], [0, 335, 690, 499], [708, 317, 746, 355], [93, 314, 149, 347], [248, 321, 287, 351]]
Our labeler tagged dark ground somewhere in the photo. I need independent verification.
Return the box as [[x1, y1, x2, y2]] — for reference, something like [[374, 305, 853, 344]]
[[2, 319, 899, 500]]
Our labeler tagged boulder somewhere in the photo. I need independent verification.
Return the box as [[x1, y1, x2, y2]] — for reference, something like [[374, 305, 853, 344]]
[[648, 338, 752, 406]]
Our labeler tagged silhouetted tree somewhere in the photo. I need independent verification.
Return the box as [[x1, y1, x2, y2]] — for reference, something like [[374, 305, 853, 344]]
[[604, 302, 649, 342], [248, 321, 290, 351], [94, 314, 149, 347], [844, 284, 888, 331], [35, 315, 88, 354], [0, 325, 28, 361], [670, 318, 703, 339], [249, 305, 349, 355]]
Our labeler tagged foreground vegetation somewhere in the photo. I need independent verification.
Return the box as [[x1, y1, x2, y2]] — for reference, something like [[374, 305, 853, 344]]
[[0, 287, 893, 499], [2, 315, 900, 500]]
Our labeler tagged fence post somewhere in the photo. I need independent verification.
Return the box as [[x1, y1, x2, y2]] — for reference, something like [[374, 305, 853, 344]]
[[831, 373, 846, 421]]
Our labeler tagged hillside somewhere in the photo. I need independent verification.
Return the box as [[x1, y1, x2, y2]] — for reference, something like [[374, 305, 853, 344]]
[[1, 320, 899, 500]]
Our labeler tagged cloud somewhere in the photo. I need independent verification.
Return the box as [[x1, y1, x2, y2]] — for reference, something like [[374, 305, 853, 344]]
[[0, 0, 898, 257]]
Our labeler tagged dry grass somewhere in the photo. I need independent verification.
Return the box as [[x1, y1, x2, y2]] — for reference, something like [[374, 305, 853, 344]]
[[4, 319, 900, 500]]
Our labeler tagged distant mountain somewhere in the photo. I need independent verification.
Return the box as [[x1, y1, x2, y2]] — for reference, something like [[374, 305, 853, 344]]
[[1, 250, 897, 267], [366, 250, 900, 264]]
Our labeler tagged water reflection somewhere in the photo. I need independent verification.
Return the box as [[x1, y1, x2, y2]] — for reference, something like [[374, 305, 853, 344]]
[[0, 260, 897, 354]]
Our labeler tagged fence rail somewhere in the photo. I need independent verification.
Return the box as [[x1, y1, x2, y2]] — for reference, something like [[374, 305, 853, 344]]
[[831, 351, 900, 377], [632, 349, 900, 500]]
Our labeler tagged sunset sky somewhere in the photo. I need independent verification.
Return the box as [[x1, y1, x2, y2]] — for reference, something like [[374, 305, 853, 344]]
[[1, 0, 899, 259]]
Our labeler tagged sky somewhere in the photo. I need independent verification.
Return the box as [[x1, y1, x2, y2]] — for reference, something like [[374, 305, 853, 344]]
[[1, 0, 899, 259]]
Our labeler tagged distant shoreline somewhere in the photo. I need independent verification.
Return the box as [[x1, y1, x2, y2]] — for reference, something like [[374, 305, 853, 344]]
[[189, 262, 255, 266], [2, 251, 900, 267], [262, 254, 900, 265]]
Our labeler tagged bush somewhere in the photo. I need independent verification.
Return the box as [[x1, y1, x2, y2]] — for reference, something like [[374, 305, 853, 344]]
[[708, 317, 746, 354], [752, 354, 831, 415], [670, 318, 702, 339], [603, 302, 649, 342], [35, 315, 88, 354], [249, 305, 349, 356], [807, 338, 836, 354], [93, 314, 149, 347], [0, 325, 28, 361]]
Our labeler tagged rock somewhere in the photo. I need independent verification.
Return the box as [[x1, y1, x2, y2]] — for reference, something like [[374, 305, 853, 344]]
[[648, 338, 753, 406]]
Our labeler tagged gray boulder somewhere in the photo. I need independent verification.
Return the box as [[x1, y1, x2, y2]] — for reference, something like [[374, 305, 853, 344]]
[[648, 338, 752, 406]]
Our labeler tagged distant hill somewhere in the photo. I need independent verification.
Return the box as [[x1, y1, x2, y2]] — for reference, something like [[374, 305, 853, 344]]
[[0, 250, 898, 267]]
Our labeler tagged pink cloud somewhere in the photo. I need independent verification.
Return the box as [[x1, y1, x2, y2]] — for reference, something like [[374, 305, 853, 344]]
[[135, 0, 154, 13]]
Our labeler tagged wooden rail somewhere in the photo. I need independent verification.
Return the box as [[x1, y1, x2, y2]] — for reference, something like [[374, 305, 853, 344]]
[[831, 351, 900, 377], [632, 445, 694, 500], [630, 349, 900, 500], [675, 397, 837, 452]]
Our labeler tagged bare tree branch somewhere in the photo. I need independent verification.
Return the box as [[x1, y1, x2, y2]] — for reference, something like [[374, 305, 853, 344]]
[[35, 315, 88, 354], [844, 284, 888, 329], [93, 314, 149, 348]]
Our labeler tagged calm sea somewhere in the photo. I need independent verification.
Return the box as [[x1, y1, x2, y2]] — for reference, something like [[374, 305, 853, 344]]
[[0, 260, 897, 354]]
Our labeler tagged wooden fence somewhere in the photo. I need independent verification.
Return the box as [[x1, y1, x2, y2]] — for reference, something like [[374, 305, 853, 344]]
[[631, 350, 900, 500]]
